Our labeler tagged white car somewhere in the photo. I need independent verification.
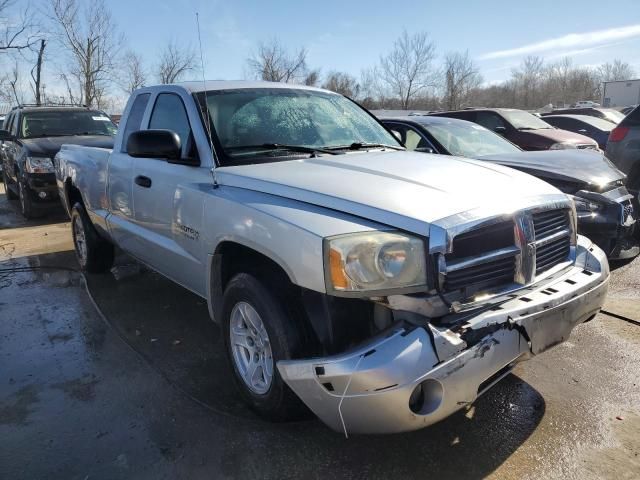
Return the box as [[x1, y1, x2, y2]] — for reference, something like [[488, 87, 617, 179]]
[[574, 100, 601, 108]]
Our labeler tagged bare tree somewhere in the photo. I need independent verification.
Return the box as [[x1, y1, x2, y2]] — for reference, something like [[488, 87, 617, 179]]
[[442, 51, 482, 110], [303, 69, 321, 87], [49, 0, 123, 107], [120, 50, 147, 93], [323, 71, 360, 98], [379, 30, 438, 109], [247, 39, 308, 83], [510, 55, 545, 108], [156, 41, 196, 84], [0, 0, 39, 52], [597, 59, 636, 83]]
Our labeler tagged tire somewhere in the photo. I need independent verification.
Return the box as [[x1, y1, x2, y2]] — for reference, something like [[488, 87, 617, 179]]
[[2, 169, 17, 200], [18, 179, 38, 218], [70, 202, 114, 273], [628, 173, 640, 240], [222, 273, 308, 421]]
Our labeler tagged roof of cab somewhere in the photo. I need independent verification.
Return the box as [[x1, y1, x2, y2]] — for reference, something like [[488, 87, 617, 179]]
[[170, 80, 334, 94]]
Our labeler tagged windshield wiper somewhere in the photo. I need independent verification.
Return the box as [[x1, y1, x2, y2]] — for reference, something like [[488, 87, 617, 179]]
[[226, 143, 341, 156], [326, 142, 404, 151]]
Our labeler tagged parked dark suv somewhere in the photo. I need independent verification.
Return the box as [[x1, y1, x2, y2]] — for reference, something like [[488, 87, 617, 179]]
[[0, 105, 116, 218], [606, 105, 640, 205], [429, 108, 598, 151]]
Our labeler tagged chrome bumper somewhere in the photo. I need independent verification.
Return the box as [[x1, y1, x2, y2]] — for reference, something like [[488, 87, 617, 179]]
[[278, 235, 609, 434]]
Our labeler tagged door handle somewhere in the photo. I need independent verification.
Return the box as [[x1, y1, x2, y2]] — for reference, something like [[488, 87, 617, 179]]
[[134, 175, 152, 188]]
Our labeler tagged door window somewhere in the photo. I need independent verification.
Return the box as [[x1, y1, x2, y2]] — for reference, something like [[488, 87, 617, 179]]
[[476, 112, 507, 131], [148, 93, 193, 157]]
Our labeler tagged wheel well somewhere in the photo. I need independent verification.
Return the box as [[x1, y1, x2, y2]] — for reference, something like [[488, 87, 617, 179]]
[[213, 241, 321, 354], [64, 179, 83, 211], [216, 241, 293, 294]]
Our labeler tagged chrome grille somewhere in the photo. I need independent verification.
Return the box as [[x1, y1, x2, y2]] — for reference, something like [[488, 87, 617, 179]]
[[533, 209, 571, 275], [444, 221, 517, 293], [442, 207, 573, 294]]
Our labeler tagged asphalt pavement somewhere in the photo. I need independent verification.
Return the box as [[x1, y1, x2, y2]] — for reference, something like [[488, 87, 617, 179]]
[[1, 184, 639, 480]]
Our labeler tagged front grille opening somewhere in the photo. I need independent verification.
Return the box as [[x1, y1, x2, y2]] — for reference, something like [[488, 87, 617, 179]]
[[448, 221, 514, 260], [532, 209, 570, 239], [445, 256, 515, 291], [536, 236, 570, 275]]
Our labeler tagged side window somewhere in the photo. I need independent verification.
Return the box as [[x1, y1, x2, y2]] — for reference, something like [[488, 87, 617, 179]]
[[476, 112, 506, 131], [121, 93, 150, 152], [10, 113, 20, 137], [385, 123, 432, 151], [148, 93, 192, 157]]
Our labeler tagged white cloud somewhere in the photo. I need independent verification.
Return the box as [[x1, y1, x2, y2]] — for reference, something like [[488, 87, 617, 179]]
[[479, 24, 640, 60]]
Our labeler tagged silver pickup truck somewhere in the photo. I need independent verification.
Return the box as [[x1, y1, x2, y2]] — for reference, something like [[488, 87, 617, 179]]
[[55, 81, 609, 435]]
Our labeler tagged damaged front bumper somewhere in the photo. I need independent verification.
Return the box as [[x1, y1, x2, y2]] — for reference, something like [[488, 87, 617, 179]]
[[277, 235, 609, 434]]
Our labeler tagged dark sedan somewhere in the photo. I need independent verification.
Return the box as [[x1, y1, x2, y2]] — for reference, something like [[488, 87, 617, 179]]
[[542, 114, 613, 150], [378, 114, 638, 260]]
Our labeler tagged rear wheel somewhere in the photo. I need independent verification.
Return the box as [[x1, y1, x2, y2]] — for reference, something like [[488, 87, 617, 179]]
[[71, 202, 114, 273], [222, 273, 308, 421]]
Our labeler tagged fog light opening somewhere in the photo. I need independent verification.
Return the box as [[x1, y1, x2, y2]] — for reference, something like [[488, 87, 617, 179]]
[[409, 379, 443, 415]]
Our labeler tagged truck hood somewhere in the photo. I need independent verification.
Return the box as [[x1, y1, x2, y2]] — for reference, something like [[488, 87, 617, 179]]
[[475, 149, 624, 187], [21, 135, 114, 157], [216, 151, 564, 235]]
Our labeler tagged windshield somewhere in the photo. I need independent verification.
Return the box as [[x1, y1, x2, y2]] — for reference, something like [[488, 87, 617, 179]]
[[500, 110, 553, 130], [423, 121, 521, 157], [196, 88, 400, 165], [20, 110, 117, 138]]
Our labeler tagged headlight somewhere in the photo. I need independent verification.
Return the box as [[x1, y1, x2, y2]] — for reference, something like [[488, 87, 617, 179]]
[[25, 156, 54, 173], [325, 231, 427, 293], [549, 142, 577, 150], [570, 195, 602, 213]]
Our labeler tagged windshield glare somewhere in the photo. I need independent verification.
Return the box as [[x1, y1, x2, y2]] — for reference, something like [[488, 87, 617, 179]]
[[424, 121, 521, 157], [500, 110, 553, 130], [198, 88, 399, 164], [20, 111, 117, 138]]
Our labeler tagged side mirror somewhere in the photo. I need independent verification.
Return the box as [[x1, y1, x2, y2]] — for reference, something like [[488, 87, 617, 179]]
[[126, 130, 181, 160], [415, 147, 435, 154], [494, 126, 507, 133], [0, 129, 13, 141]]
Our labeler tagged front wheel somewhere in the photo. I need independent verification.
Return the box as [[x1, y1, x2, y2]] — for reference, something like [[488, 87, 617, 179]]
[[222, 273, 308, 421], [2, 170, 17, 200], [18, 180, 38, 218], [71, 203, 114, 273]]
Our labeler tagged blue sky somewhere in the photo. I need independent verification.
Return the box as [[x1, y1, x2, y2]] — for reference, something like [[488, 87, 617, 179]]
[[106, 0, 640, 84]]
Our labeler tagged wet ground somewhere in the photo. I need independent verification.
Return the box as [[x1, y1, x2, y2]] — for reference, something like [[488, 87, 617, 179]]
[[1, 184, 639, 480]]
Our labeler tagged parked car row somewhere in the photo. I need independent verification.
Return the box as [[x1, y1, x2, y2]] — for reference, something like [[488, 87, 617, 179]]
[[376, 113, 638, 260], [2, 82, 636, 435]]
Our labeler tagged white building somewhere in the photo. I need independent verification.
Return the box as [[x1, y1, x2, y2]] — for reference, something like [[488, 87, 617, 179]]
[[602, 79, 640, 108]]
